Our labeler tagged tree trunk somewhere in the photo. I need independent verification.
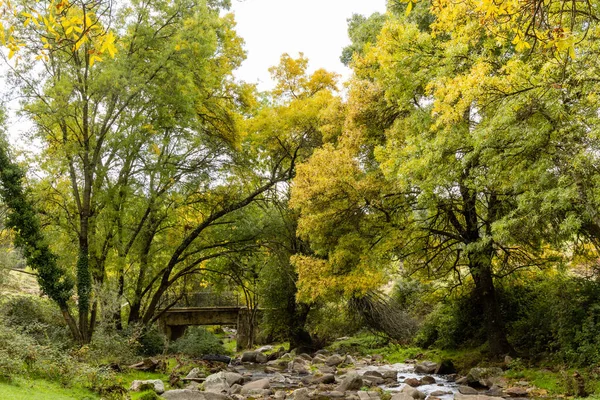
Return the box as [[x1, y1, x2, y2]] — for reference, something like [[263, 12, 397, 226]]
[[289, 302, 312, 351], [468, 245, 512, 356], [76, 246, 91, 344]]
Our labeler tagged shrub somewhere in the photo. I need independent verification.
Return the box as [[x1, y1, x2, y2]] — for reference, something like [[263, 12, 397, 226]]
[[0, 294, 71, 347], [306, 301, 363, 343], [414, 292, 485, 349], [88, 328, 139, 365], [138, 325, 167, 356], [169, 326, 228, 357]]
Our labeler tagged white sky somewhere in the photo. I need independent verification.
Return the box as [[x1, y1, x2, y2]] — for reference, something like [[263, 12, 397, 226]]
[[229, 0, 387, 90]]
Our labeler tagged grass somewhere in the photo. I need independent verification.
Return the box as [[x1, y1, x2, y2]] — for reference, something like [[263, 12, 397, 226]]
[[0, 377, 99, 399]]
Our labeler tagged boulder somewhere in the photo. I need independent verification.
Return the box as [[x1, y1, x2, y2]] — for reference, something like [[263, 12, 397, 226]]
[[362, 375, 384, 386], [185, 368, 205, 381], [421, 376, 436, 385], [454, 395, 504, 400], [459, 385, 479, 395], [318, 374, 336, 384], [391, 393, 415, 400], [241, 378, 271, 394], [345, 355, 356, 365], [289, 359, 310, 375], [325, 354, 345, 366], [404, 378, 421, 387], [162, 390, 229, 400], [380, 369, 398, 380], [399, 385, 426, 399], [292, 387, 311, 400], [229, 384, 242, 395], [315, 391, 346, 399], [504, 386, 528, 397], [435, 359, 457, 375], [313, 354, 328, 364], [466, 367, 504, 388], [241, 351, 267, 364], [203, 371, 244, 393], [400, 385, 427, 400], [486, 386, 504, 397], [335, 371, 363, 392], [358, 391, 381, 400], [129, 379, 165, 394], [363, 371, 384, 379], [414, 361, 438, 374]]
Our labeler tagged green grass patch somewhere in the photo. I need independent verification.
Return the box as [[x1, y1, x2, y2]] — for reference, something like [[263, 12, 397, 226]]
[[0, 377, 99, 400]]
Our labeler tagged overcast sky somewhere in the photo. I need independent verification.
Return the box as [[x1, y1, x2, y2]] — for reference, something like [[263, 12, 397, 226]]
[[229, 0, 387, 90]]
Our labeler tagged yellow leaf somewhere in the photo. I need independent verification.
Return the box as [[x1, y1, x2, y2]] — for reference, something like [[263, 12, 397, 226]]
[[405, 1, 413, 16]]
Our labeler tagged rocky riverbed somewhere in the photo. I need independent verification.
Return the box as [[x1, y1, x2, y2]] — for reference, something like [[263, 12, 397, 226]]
[[129, 348, 542, 400]]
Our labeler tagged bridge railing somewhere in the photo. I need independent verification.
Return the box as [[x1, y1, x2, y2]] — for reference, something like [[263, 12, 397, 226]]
[[165, 291, 240, 308]]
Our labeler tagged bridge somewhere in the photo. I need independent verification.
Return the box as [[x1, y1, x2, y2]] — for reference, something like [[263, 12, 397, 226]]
[[157, 291, 259, 351]]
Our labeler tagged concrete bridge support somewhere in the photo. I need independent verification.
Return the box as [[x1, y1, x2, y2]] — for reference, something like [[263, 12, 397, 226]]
[[158, 307, 259, 351]]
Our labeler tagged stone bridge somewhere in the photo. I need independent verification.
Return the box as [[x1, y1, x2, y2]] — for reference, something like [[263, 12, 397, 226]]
[[157, 306, 260, 351]]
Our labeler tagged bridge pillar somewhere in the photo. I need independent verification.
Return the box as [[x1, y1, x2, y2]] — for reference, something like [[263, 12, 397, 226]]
[[236, 310, 251, 351]]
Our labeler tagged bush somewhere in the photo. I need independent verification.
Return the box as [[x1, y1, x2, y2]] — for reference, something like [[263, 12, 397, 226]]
[[88, 328, 139, 365], [506, 274, 600, 365], [169, 326, 228, 357], [0, 295, 71, 347], [414, 291, 486, 349], [138, 325, 167, 356]]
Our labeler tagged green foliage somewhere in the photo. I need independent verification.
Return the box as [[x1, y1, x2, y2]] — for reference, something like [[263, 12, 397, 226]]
[[305, 301, 362, 343], [340, 13, 386, 66], [326, 332, 389, 354], [414, 293, 486, 350], [0, 132, 73, 308], [1, 295, 71, 346], [138, 326, 167, 357], [169, 327, 228, 357], [506, 274, 600, 366]]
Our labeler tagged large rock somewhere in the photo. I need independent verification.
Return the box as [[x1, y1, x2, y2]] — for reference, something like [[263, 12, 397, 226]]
[[185, 368, 205, 381], [404, 378, 421, 387], [458, 385, 479, 395], [454, 394, 504, 400], [291, 388, 311, 400], [358, 391, 381, 400], [504, 387, 528, 397], [380, 369, 398, 380], [203, 371, 244, 393], [421, 376, 436, 385], [318, 374, 336, 384], [129, 379, 165, 394], [414, 361, 438, 374], [435, 359, 457, 375], [162, 390, 229, 400], [241, 378, 271, 394], [391, 394, 414, 400], [335, 371, 363, 392], [325, 354, 345, 366], [289, 358, 310, 375], [466, 368, 504, 388], [399, 385, 426, 400], [241, 350, 268, 364]]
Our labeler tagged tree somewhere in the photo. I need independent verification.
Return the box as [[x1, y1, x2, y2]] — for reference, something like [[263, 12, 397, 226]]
[[290, 0, 599, 355]]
